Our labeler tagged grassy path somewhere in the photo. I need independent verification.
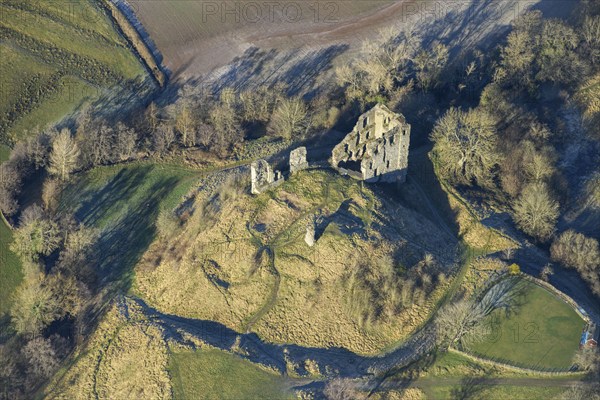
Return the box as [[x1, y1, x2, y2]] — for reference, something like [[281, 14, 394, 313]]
[[410, 377, 587, 388]]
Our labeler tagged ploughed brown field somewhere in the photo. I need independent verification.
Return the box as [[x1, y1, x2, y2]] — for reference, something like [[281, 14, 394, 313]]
[[131, 0, 399, 77], [129, 0, 571, 86]]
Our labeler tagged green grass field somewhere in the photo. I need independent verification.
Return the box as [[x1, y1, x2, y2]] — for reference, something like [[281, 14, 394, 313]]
[[0, 144, 11, 162], [59, 161, 199, 285], [0, 214, 23, 316], [466, 281, 585, 370], [413, 351, 579, 400], [0, 144, 22, 317], [0, 0, 146, 143], [169, 349, 291, 400], [8, 76, 97, 136], [425, 384, 566, 400]]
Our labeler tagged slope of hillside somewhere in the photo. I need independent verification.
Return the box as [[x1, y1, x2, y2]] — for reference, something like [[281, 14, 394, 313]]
[[0, 0, 148, 143], [133, 168, 461, 354]]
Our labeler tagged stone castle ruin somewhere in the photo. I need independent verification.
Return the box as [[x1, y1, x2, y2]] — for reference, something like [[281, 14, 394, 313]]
[[251, 159, 284, 194], [331, 104, 410, 183], [250, 104, 409, 194], [251, 146, 307, 194], [289, 146, 308, 174]]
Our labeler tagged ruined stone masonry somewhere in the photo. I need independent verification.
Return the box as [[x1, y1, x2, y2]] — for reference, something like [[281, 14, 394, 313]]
[[331, 104, 410, 183], [289, 146, 308, 174], [251, 159, 284, 194], [251, 146, 309, 194], [305, 219, 315, 247]]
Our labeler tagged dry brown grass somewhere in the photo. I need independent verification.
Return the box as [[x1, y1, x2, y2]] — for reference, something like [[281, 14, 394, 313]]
[[134, 170, 456, 354], [444, 188, 515, 252], [47, 300, 171, 399], [369, 388, 426, 400], [461, 257, 507, 297]]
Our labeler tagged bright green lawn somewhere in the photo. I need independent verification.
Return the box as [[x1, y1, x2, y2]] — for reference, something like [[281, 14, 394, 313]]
[[426, 384, 566, 400], [467, 281, 585, 370], [0, 144, 22, 315], [0, 0, 146, 143], [169, 349, 291, 400], [0, 3, 141, 78], [0, 43, 56, 114]]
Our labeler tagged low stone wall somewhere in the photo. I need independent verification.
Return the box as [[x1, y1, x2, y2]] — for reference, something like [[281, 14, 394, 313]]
[[448, 348, 583, 376], [520, 274, 591, 324], [102, 0, 166, 86], [336, 167, 363, 180]]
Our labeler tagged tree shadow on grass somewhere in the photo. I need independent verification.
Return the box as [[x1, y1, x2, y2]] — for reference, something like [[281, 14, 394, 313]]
[[71, 165, 182, 291], [450, 372, 496, 400]]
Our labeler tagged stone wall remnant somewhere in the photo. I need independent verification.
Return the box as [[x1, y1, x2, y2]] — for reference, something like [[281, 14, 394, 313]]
[[289, 146, 308, 174], [331, 103, 410, 183], [305, 218, 315, 247], [251, 159, 284, 194]]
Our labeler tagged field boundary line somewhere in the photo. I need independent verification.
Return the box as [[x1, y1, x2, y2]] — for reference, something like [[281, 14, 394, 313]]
[[519, 274, 592, 324], [1, 210, 13, 230], [100, 0, 166, 86], [447, 348, 583, 377]]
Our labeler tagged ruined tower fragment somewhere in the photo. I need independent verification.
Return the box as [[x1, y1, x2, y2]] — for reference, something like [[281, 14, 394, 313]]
[[305, 218, 316, 247], [251, 159, 284, 194], [331, 104, 410, 183], [289, 146, 308, 174]]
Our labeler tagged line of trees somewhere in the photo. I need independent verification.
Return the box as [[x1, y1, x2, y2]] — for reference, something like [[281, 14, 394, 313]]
[[551, 230, 600, 295], [334, 28, 450, 103], [430, 7, 600, 244], [0, 83, 339, 221], [1, 202, 97, 397]]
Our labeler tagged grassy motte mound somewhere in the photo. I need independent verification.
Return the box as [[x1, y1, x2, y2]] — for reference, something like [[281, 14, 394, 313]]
[[135, 169, 459, 354]]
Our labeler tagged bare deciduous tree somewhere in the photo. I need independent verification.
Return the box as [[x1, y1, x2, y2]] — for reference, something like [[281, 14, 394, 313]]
[[48, 129, 79, 181], [431, 107, 500, 186], [41, 178, 61, 213], [414, 41, 449, 91], [0, 162, 21, 215], [11, 212, 61, 262], [115, 122, 137, 161], [582, 16, 600, 65], [585, 172, 600, 209], [436, 278, 521, 348], [172, 96, 196, 147], [512, 182, 559, 241], [323, 378, 363, 400], [145, 102, 160, 133], [22, 337, 59, 379], [152, 123, 176, 154], [209, 102, 242, 157], [267, 98, 308, 140], [26, 131, 50, 170], [551, 230, 600, 294], [10, 276, 62, 335]]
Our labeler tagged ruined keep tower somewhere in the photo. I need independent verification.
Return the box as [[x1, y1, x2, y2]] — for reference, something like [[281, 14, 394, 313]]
[[331, 104, 410, 183]]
